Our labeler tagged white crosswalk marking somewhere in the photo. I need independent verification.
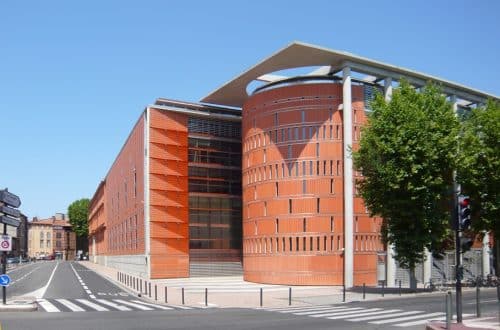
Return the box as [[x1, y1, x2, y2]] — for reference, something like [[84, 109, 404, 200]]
[[76, 299, 110, 311], [396, 313, 475, 327], [37, 299, 60, 312], [295, 306, 359, 315], [276, 306, 336, 313], [130, 300, 173, 310], [326, 308, 383, 320], [56, 299, 85, 312], [309, 307, 366, 318], [95, 299, 132, 311], [348, 310, 422, 322], [369, 312, 444, 325], [335, 309, 401, 320], [113, 299, 154, 311]]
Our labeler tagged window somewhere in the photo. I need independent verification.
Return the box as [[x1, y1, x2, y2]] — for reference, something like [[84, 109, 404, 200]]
[[303, 218, 306, 232], [301, 110, 305, 122], [317, 198, 320, 213], [289, 199, 292, 213], [275, 182, 279, 196], [316, 143, 320, 157], [330, 179, 334, 194], [288, 145, 292, 159], [330, 216, 334, 232]]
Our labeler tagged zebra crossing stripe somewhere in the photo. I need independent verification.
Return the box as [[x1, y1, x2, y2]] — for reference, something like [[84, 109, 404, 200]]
[[331, 309, 401, 320], [95, 299, 131, 311], [56, 299, 85, 312], [396, 313, 475, 327], [370, 312, 444, 325], [37, 299, 60, 312], [325, 308, 383, 320], [113, 299, 153, 311], [76, 299, 109, 311], [308, 307, 366, 318], [266, 305, 331, 312], [348, 310, 422, 322], [293, 306, 354, 315], [130, 300, 173, 310]]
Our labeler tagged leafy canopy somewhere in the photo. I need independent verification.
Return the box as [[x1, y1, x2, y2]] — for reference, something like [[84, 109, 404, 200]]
[[68, 198, 90, 237], [457, 100, 500, 240], [353, 80, 459, 268]]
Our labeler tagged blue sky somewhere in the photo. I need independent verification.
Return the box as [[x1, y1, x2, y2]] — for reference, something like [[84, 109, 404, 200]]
[[1, 1, 499, 219]]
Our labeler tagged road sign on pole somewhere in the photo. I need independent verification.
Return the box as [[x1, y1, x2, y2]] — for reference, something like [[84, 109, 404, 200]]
[[0, 215, 20, 228], [0, 190, 21, 208], [0, 274, 11, 287], [0, 235, 11, 252], [0, 205, 20, 218]]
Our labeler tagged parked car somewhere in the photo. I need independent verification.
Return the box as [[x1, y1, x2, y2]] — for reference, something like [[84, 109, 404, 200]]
[[6, 257, 20, 264]]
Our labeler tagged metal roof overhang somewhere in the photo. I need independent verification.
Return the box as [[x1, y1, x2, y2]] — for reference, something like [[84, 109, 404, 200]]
[[201, 41, 499, 108]]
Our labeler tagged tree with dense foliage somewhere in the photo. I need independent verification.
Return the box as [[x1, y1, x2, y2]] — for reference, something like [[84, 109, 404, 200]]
[[457, 100, 500, 274], [353, 80, 460, 288], [68, 198, 90, 237]]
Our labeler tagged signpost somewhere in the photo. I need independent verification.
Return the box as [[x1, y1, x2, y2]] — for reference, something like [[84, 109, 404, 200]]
[[0, 188, 21, 305]]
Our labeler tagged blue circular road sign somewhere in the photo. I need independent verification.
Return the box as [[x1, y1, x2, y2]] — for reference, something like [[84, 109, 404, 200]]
[[0, 274, 11, 287]]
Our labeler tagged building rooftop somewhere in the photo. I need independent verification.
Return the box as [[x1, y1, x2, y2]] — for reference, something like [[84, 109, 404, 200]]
[[201, 41, 499, 108]]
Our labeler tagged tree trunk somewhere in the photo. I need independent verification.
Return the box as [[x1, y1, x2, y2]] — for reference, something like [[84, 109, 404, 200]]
[[409, 266, 417, 291]]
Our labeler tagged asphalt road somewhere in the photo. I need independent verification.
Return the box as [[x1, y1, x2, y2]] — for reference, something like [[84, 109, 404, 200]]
[[1, 262, 498, 330]]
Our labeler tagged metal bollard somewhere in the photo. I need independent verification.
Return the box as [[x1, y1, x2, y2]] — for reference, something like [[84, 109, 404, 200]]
[[476, 284, 481, 317], [205, 288, 208, 306], [182, 287, 185, 305], [149, 282, 151, 298], [140, 280, 142, 293], [260, 288, 263, 307], [399, 280, 402, 296], [446, 291, 452, 330], [155, 285, 158, 301], [363, 283, 366, 300], [165, 286, 168, 303], [342, 284, 346, 302], [382, 281, 385, 297], [288, 287, 292, 306]]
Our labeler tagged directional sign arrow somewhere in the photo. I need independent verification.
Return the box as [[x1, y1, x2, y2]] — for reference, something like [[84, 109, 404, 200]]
[[0, 205, 20, 218], [0, 190, 21, 208], [0, 215, 20, 228], [0, 274, 11, 287]]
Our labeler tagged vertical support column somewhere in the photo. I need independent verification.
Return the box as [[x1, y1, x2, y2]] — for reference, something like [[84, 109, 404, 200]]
[[423, 248, 432, 285], [384, 77, 393, 102], [384, 76, 396, 288], [144, 108, 151, 279], [482, 231, 490, 277], [342, 66, 353, 288], [386, 244, 396, 287]]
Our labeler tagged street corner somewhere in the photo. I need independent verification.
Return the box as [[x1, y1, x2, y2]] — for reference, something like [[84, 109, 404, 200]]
[[0, 296, 38, 312]]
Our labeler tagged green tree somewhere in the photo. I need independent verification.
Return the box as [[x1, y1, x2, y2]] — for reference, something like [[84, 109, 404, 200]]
[[353, 81, 459, 288], [457, 100, 500, 274], [68, 198, 90, 237]]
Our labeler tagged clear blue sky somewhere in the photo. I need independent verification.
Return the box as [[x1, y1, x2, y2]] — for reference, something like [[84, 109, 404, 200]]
[[1, 1, 499, 219]]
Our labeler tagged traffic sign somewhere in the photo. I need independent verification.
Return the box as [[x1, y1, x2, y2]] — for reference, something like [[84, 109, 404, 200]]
[[0, 205, 20, 218], [0, 274, 11, 287], [0, 215, 20, 228], [0, 235, 11, 251], [0, 190, 21, 208]]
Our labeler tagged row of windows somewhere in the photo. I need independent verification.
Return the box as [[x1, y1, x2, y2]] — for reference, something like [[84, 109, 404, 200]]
[[188, 117, 241, 139], [244, 234, 381, 255], [188, 138, 240, 153], [189, 209, 242, 225], [189, 238, 242, 250], [244, 124, 342, 152], [245, 159, 342, 184], [188, 149, 242, 167], [108, 215, 139, 251], [189, 196, 242, 209], [189, 179, 242, 195], [109, 170, 138, 221]]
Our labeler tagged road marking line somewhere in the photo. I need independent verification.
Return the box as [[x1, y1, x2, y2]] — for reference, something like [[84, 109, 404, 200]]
[[330, 309, 401, 319], [266, 305, 331, 312], [130, 300, 174, 310], [113, 299, 153, 311], [370, 312, 444, 324], [37, 299, 60, 312], [309, 307, 366, 318], [348, 310, 422, 322], [325, 308, 383, 320], [466, 299, 498, 304], [76, 299, 109, 311], [89, 294, 96, 299], [83, 285, 88, 290], [95, 299, 131, 311], [56, 299, 85, 312], [280, 306, 340, 314]]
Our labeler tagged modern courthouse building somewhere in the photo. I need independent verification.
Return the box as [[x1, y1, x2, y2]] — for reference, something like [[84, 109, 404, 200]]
[[89, 42, 498, 287]]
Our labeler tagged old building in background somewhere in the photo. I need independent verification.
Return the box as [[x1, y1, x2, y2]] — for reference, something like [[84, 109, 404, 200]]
[[28, 213, 76, 260]]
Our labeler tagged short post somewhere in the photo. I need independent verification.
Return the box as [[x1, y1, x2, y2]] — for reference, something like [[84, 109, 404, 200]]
[[140, 280, 142, 293], [205, 288, 208, 307], [288, 287, 292, 306], [182, 287, 185, 305], [342, 284, 346, 302], [145, 281, 147, 295], [399, 280, 402, 296], [155, 285, 158, 301], [260, 288, 263, 307], [363, 283, 366, 300], [476, 284, 481, 317], [165, 286, 168, 303], [446, 291, 452, 330], [117, 272, 119, 281], [149, 282, 152, 298], [382, 281, 385, 297]]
